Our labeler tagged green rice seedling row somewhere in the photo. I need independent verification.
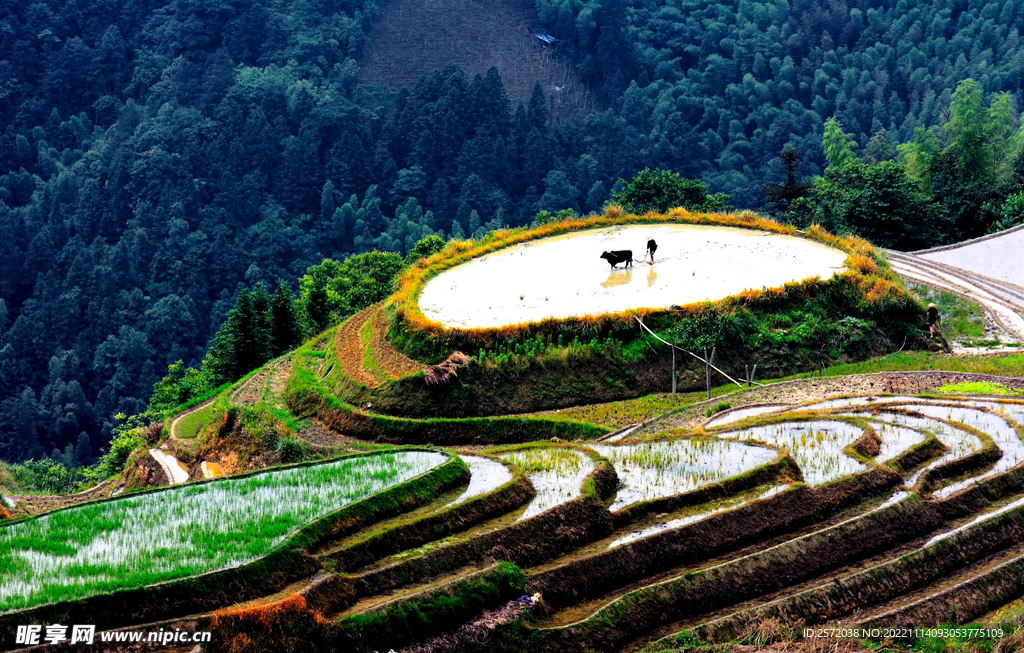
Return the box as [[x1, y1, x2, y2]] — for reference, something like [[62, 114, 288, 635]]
[[0, 451, 445, 612], [500, 448, 593, 520], [591, 439, 777, 511], [722, 420, 866, 485]]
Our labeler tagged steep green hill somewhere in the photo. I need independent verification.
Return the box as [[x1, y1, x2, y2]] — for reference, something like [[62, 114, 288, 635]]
[[4, 0, 1024, 469]]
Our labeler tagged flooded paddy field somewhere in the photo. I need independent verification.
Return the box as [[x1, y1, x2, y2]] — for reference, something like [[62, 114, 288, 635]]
[[418, 224, 848, 328]]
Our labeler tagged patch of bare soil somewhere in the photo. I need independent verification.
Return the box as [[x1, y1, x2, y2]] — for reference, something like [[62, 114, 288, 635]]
[[370, 305, 424, 379], [360, 0, 596, 120], [230, 368, 268, 406], [297, 420, 353, 449], [336, 306, 381, 387]]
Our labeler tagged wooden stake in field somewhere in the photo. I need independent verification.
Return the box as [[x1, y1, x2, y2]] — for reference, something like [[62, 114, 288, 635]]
[[672, 328, 678, 398], [704, 347, 716, 400]]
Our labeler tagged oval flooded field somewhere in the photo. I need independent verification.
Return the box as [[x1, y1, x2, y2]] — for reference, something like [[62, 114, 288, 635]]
[[418, 224, 849, 328]]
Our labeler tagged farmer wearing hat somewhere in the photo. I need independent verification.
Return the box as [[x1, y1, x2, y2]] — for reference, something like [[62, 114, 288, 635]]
[[926, 303, 941, 339]]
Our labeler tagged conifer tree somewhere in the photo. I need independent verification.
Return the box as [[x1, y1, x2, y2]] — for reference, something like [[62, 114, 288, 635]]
[[270, 281, 302, 357]]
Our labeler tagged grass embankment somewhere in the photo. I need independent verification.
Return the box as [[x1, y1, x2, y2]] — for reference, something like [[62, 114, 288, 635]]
[[783, 351, 1024, 380], [937, 380, 1024, 395], [208, 562, 528, 653], [530, 393, 699, 429], [175, 403, 214, 439], [335, 561, 526, 652]]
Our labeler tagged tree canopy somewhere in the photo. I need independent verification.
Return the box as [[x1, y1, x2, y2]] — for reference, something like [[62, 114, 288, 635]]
[[5, 0, 1024, 463]]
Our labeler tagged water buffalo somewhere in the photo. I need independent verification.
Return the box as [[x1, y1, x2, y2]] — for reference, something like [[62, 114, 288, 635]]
[[601, 250, 633, 269]]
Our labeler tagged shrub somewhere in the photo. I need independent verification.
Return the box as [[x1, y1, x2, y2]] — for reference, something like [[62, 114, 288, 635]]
[[705, 402, 732, 417], [276, 437, 310, 464]]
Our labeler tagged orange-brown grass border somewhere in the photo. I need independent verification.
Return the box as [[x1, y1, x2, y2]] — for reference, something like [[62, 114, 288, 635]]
[[390, 207, 910, 350], [209, 594, 336, 653]]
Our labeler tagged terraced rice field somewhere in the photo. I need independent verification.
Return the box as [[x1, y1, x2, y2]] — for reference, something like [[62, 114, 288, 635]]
[[418, 224, 848, 328], [333, 303, 423, 388], [888, 246, 1024, 341], [500, 447, 594, 519], [10, 386, 1024, 653], [0, 452, 444, 611], [591, 439, 776, 510]]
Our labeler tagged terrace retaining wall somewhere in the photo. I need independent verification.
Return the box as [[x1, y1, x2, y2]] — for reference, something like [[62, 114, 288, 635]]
[[290, 378, 607, 444], [303, 458, 618, 616], [531, 465, 902, 610], [860, 553, 1024, 633], [696, 495, 1024, 642], [324, 472, 535, 572], [936, 462, 1024, 520], [524, 473, 940, 653]]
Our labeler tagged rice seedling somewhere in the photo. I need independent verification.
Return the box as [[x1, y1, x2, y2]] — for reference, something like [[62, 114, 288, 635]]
[[705, 402, 732, 418], [0, 451, 445, 612], [908, 404, 1024, 497], [872, 412, 983, 487], [500, 448, 593, 520], [591, 439, 777, 511], [723, 421, 866, 486], [861, 421, 927, 462], [445, 456, 512, 507]]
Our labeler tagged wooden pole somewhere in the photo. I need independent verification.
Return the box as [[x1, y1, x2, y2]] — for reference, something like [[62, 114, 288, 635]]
[[705, 347, 715, 401], [672, 329, 678, 398]]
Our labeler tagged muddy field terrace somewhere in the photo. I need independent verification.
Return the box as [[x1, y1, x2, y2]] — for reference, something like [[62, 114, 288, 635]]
[[4, 214, 1024, 653]]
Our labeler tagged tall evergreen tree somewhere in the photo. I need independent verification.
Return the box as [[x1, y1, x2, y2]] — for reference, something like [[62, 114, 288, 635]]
[[270, 281, 302, 357], [822, 118, 858, 169], [762, 147, 811, 217]]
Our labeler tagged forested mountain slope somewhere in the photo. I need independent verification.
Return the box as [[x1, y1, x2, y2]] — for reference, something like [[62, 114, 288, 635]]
[[2, 0, 1024, 463]]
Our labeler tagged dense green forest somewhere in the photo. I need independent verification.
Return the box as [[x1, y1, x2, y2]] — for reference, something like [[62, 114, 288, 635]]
[[3, 0, 1024, 466]]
